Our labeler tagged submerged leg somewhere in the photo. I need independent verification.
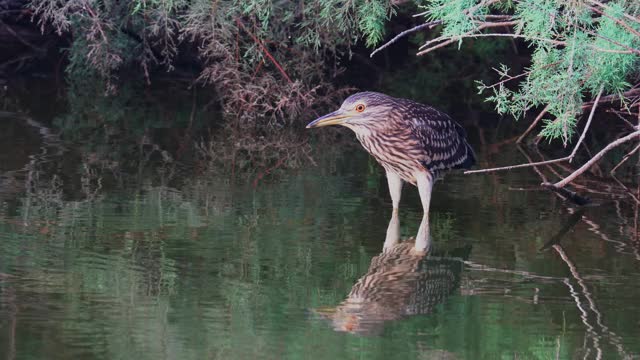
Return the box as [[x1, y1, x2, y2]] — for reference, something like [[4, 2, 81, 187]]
[[415, 171, 434, 253], [384, 171, 403, 251]]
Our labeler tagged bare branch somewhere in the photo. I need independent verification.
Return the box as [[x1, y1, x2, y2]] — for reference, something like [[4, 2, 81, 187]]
[[464, 156, 570, 174], [516, 105, 549, 144], [606, 109, 638, 130], [235, 18, 293, 84], [582, 88, 640, 108], [554, 130, 640, 187], [370, 20, 442, 58], [587, 0, 640, 25], [569, 85, 604, 162], [418, 32, 565, 55], [415, 38, 458, 56], [418, 20, 521, 51], [588, 4, 640, 39], [0, 20, 45, 53], [581, 26, 640, 55], [610, 143, 640, 174], [467, 87, 606, 176]]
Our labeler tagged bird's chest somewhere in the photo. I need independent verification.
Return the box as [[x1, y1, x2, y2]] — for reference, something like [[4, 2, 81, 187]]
[[355, 130, 423, 184]]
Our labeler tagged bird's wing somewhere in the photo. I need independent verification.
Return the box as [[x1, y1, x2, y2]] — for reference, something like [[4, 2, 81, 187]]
[[400, 102, 475, 171]]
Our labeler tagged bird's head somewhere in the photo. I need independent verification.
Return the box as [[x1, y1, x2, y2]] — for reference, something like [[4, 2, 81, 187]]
[[306, 92, 395, 130]]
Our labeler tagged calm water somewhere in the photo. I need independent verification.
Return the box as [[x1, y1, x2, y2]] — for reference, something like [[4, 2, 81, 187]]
[[1, 81, 640, 359]]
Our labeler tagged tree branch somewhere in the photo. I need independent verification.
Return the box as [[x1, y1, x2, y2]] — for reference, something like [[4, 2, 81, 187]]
[[467, 87, 606, 176], [582, 88, 640, 108], [553, 130, 640, 187], [0, 20, 45, 53], [516, 105, 549, 144], [610, 143, 640, 174], [370, 20, 442, 58], [417, 32, 565, 55], [587, 0, 640, 25], [569, 85, 604, 162], [464, 156, 571, 174], [418, 21, 520, 50], [235, 18, 292, 84]]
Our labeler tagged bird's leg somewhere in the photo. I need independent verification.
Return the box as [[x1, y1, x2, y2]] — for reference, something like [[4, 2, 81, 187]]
[[384, 171, 403, 251], [415, 171, 434, 253]]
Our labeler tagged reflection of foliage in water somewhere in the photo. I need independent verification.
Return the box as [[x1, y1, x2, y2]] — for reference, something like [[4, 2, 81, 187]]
[[3, 145, 639, 358], [40, 74, 330, 186], [58, 73, 206, 146], [1, 151, 377, 358], [2, 82, 640, 358]]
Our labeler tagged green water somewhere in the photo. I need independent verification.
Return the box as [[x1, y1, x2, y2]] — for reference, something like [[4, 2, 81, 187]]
[[1, 88, 640, 360]]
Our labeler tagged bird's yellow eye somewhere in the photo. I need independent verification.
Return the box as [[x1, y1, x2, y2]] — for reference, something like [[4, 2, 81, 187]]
[[355, 104, 366, 112]]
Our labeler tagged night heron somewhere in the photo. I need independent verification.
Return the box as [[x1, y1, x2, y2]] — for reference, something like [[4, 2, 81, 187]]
[[307, 92, 475, 250]]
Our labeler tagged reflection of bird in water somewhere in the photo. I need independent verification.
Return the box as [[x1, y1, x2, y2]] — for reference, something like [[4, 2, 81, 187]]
[[316, 238, 471, 335], [307, 92, 475, 251]]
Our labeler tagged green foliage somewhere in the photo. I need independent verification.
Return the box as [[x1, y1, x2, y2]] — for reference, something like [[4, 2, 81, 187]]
[[30, 0, 640, 143], [358, 0, 396, 47], [428, 0, 487, 38], [422, 0, 640, 143], [585, 3, 639, 95], [29, 0, 398, 128]]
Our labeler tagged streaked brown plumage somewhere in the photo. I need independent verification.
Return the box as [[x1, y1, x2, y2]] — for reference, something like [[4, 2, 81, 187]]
[[307, 92, 475, 250]]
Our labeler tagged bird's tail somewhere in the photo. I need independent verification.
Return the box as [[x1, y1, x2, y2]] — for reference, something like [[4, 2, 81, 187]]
[[454, 140, 476, 169]]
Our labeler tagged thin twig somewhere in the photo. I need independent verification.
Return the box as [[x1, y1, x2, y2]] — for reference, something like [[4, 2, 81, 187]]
[[588, 4, 640, 39], [418, 21, 521, 50], [486, 70, 529, 89], [416, 9, 639, 56], [235, 18, 292, 84], [418, 33, 565, 55], [416, 38, 457, 56], [534, 134, 545, 146], [610, 143, 640, 174], [517, 146, 549, 182], [517, 105, 549, 144], [582, 88, 640, 108], [591, 47, 637, 54], [606, 109, 639, 129], [370, 20, 442, 58], [588, 0, 640, 24], [484, 62, 565, 91], [581, 26, 640, 55], [468, 87, 606, 176], [610, 175, 640, 205], [465, 156, 570, 174], [83, 4, 108, 42], [478, 14, 513, 20], [570, 85, 604, 162], [0, 20, 45, 53], [0, 54, 37, 68], [554, 130, 640, 187]]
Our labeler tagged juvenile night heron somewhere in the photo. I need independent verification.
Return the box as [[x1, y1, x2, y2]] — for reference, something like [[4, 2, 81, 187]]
[[307, 92, 475, 250]]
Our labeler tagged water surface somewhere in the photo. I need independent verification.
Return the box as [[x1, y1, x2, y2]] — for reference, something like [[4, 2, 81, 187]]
[[1, 82, 639, 360]]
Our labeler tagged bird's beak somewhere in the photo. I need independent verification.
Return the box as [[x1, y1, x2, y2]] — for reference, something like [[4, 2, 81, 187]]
[[306, 110, 351, 128]]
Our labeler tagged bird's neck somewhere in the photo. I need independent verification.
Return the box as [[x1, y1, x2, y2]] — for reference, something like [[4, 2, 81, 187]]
[[344, 122, 386, 139]]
